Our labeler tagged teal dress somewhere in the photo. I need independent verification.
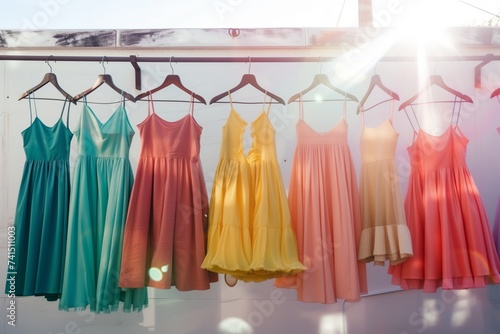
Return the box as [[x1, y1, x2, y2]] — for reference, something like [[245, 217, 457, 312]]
[[4, 98, 72, 301], [59, 98, 147, 313]]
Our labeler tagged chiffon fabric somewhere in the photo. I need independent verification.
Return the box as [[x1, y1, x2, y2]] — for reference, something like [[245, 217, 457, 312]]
[[201, 93, 306, 282], [119, 95, 218, 290], [274, 97, 367, 304], [5, 98, 72, 301], [358, 102, 413, 266], [59, 98, 147, 313], [389, 109, 500, 292]]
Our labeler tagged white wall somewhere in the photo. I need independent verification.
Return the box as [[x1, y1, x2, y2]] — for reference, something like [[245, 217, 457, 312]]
[[1, 46, 500, 334]]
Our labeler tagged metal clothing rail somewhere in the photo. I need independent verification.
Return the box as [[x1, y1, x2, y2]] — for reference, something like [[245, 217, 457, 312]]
[[1, 54, 499, 90]]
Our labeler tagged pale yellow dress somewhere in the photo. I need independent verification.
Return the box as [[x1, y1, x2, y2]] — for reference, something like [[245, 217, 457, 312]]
[[358, 104, 413, 265], [201, 93, 306, 282]]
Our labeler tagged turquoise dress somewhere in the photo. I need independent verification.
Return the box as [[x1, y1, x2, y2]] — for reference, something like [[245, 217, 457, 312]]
[[4, 98, 72, 301], [59, 98, 147, 313]]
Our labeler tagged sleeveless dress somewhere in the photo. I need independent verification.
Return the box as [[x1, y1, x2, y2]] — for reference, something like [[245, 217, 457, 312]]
[[357, 102, 413, 266], [4, 98, 72, 301], [59, 98, 148, 313], [201, 93, 305, 282], [119, 96, 218, 290], [274, 97, 367, 304], [389, 108, 500, 292]]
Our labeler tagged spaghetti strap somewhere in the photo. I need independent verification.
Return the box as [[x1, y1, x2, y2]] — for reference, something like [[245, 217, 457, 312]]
[[27, 94, 35, 124], [66, 99, 71, 126], [265, 95, 272, 115], [59, 98, 71, 127], [451, 96, 463, 128], [298, 93, 304, 120], [389, 99, 396, 123], [342, 93, 347, 119], [148, 92, 155, 116], [228, 91, 233, 110], [189, 94, 195, 116], [59, 98, 67, 119], [121, 91, 126, 109]]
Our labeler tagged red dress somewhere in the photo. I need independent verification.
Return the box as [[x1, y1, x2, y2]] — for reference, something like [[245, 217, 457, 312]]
[[389, 124, 500, 292], [119, 97, 218, 290]]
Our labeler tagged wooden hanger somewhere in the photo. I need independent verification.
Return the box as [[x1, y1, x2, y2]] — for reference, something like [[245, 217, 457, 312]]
[[135, 58, 206, 104], [356, 74, 399, 114], [210, 73, 285, 105], [288, 73, 358, 104], [19, 59, 76, 104], [490, 87, 500, 98], [398, 75, 473, 111], [73, 58, 136, 102]]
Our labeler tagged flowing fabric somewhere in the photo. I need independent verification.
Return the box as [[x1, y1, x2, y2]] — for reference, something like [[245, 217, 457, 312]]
[[59, 99, 147, 313], [202, 94, 305, 282], [389, 124, 500, 292], [4, 98, 72, 301], [274, 98, 367, 304], [119, 97, 217, 290], [358, 105, 413, 266]]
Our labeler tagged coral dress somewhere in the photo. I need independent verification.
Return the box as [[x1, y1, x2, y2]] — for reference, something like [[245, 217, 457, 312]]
[[119, 96, 218, 290], [201, 93, 305, 282], [274, 98, 367, 304], [358, 103, 413, 265], [5, 98, 72, 301], [389, 114, 500, 292], [59, 98, 147, 313]]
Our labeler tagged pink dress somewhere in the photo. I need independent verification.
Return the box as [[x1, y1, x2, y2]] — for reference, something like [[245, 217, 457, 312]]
[[389, 120, 500, 292], [275, 99, 367, 304], [119, 96, 218, 290]]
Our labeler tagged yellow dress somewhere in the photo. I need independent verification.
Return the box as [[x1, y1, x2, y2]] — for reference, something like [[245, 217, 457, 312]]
[[202, 94, 306, 282]]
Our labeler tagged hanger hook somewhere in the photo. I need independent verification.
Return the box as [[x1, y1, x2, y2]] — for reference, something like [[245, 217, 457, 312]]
[[248, 56, 252, 74], [433, 62, 439, 75], [45, 55, 53, 73], [374, 62, 378, 75], [319, 56, 323, 74], [169, 56, 174, 75], [101, 56, 107, 75]]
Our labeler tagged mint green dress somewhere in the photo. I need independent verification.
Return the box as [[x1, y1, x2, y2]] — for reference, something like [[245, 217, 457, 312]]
[[4, 98, 72, 301], [59, 98, 147, 313]]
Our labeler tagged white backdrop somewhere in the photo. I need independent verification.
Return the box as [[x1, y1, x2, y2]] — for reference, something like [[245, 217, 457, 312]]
[[1, 46, 500, 333]]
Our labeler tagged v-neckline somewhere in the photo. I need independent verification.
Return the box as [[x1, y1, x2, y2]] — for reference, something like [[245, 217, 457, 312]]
[[229, 108, 271, 159], [85, 103, 121, 130], [299, 118, 346, 137]]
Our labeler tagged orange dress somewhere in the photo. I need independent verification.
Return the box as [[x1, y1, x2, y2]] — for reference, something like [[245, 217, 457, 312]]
[[389, 120, 500, 292], [358, 105, 413, 266], [201, 93, 305, 282], [275, 99, 367, 304], [119, 96, 218, 290]]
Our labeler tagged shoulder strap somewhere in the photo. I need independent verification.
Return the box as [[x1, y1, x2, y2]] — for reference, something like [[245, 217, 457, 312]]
[[262, 91, 272, 114], [450, 96, 462, 127], [27, 94, 35, 124], [389, 99, 395, 123], [342, 92, 347, 119], [189, 93, 195, 116], [298, 93, 304, 120], [148, 92, 155, 116], [228, 91, 233, 109]]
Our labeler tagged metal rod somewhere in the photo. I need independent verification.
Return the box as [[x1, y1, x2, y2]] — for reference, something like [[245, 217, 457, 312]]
[[1, 54, 499, 63], [1, 53, 498, 89]]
